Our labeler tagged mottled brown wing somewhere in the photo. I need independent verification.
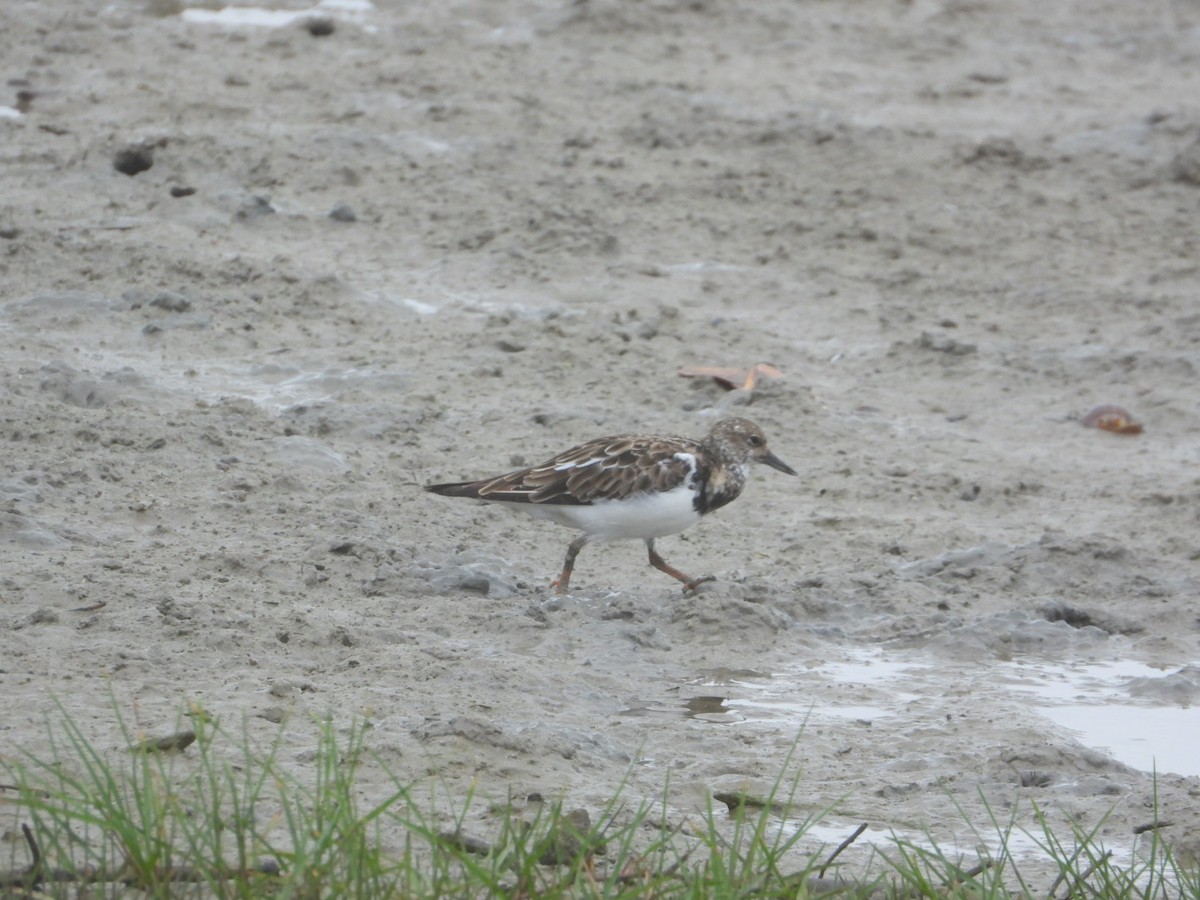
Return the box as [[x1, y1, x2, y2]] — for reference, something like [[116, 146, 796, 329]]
[[470, 434, 701, 505]]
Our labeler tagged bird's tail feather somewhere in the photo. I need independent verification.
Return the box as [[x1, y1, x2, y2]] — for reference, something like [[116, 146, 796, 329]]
[[424, 481, 485, 498]]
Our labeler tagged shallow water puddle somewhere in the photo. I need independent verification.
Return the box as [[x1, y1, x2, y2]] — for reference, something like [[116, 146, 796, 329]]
[[735, 654, 927, 723], [682, 654, 928, 726], [181, 0, 374, 29], [679, 651, 1198, 777], [1000, 659, 1200, 778]]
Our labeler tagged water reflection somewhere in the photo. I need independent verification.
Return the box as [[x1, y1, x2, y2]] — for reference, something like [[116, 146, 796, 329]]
[[655, 650, 1197, 777]]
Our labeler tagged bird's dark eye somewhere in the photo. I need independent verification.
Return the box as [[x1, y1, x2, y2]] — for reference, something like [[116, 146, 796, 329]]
[[749, 434, 763, 447]]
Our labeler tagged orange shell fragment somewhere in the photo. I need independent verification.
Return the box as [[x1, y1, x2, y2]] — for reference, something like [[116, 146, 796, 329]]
[[1081, 404, 1143, 435], [678, 363, 783, 391]]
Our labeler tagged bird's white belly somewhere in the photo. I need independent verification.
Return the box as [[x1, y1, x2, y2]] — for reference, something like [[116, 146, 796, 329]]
[[525, 485, 701, 542]]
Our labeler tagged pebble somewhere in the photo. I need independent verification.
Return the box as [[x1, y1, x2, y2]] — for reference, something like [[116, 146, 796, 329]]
[[149, 290, 192, 313]]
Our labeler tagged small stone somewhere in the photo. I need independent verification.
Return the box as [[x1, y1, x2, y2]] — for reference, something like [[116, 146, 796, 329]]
[[305, 16, 335, 36], [149, 290, 192, 313], [114, 145, 154, 176], [459, 573, 491, 593], [328, 202, 356, 222], [129, 730, 196, 754]]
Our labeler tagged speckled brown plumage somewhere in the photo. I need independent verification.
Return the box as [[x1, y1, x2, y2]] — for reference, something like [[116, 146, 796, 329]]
[[426, 417, 796, 593]]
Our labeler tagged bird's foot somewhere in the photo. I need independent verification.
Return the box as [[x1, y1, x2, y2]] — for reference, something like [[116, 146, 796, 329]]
[[681, 575, 716, 594]]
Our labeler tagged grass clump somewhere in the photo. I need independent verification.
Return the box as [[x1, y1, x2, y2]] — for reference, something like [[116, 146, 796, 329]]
[[2, 703, 412, 897], [1, 703, 1197, 898]]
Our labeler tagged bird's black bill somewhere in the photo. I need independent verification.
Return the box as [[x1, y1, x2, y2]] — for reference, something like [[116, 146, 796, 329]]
[[762, 452, 798, 476]]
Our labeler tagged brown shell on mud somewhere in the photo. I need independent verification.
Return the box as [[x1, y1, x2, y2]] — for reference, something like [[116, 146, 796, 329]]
[[678, 362, 783, 391], [1082, 404, 1143, 435]]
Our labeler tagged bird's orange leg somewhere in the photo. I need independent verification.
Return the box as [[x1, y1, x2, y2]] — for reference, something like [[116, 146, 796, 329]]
[[551, 535, 589, 594], [646, 539, 715, 593]]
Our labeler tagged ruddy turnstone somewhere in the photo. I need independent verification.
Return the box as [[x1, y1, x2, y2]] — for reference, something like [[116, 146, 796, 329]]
[[425, 417, 797, 594]]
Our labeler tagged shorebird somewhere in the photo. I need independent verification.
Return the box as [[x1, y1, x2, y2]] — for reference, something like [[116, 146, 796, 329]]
[[425, 417, 796, 593]]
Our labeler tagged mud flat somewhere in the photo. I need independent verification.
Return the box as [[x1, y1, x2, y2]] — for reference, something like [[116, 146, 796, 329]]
[[3, 0, 1200, 880]]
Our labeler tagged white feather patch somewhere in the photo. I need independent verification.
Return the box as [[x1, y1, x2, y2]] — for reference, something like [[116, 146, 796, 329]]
[[523, 484, 701, 541]]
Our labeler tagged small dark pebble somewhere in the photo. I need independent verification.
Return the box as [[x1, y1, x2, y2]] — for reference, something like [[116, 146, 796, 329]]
[[713, 790, 788, 816], [438, 830, 492, 856], [0, 227, 19, 240], [114, 145, 154, 176], [130, 730, 196, 754], [305, 16, 335, 36], [328, 202, 356, 222], [170, 185, 197, 198], [1133, 820, 1174, 835]]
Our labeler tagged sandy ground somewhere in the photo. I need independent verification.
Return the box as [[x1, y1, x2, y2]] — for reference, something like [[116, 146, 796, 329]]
[[4, 0, 1200, 883]]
